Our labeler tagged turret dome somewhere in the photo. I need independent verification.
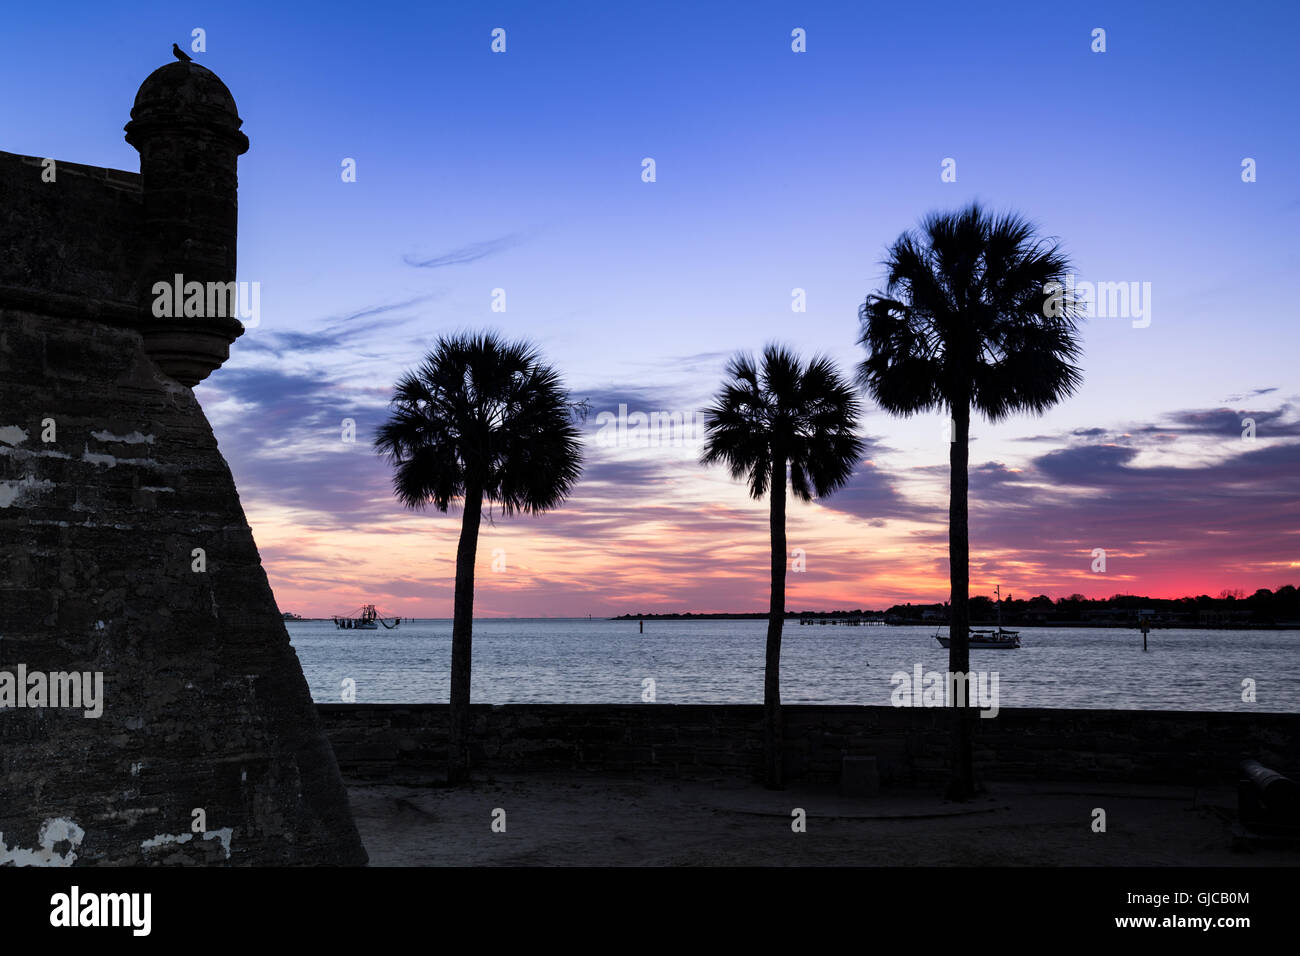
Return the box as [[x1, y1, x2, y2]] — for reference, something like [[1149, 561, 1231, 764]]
[[125, 61, 248, 152]]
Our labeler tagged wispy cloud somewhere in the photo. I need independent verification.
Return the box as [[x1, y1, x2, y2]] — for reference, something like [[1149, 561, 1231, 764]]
[[1019, 402, 1300, 443], [240, 295, 438, 358], [403, 232, 532, 269]]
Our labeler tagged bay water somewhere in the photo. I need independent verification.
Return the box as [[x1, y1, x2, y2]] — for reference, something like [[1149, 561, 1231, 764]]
[[288, 619, 1300, 711]]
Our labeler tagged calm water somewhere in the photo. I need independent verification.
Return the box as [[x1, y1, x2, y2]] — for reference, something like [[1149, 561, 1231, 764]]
[[287, 619, 1300, 712]]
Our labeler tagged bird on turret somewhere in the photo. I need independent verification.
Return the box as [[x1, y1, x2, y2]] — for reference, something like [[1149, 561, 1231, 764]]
[[172, 43, 193, 62]]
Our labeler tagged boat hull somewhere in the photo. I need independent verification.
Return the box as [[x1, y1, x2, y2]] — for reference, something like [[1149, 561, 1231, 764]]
[[935, 629, 1021, 649], [331, 604, 398, 629]]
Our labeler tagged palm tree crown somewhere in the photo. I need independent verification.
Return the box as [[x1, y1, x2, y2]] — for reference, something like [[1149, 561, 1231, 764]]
[[701, 345, 864, 502], [858, 202, 1083, 419], [374, 331, 583, 515]]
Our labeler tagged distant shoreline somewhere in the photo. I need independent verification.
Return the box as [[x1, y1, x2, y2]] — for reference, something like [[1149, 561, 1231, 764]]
[[611, 613, 1298, 630], [281, 614, 1299, 631]]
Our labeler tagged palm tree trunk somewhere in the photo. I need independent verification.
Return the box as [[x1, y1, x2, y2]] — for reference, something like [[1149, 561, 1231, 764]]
[[765, 453, 787, 790], [448, 483, 483, 784], [946, 404, 979, 800]]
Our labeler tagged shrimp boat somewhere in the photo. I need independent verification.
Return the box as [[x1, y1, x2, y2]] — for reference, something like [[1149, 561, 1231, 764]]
[[935, 585, 1021, 649], [332, 604, 401, 630]]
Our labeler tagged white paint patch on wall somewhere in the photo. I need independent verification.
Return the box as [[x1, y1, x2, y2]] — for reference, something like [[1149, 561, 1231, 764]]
[[0, 475, 55, 508], [141, 827, 233, 860], [205, 827, 234, 859], [0, 425, 29, 446], [140, 832, 192, 850], [81, 445, 159, 468], [90, 430, 155, 445], [0, 817, 86, 866], [94, 807, 158, 826], [0, 446, 71, 460]]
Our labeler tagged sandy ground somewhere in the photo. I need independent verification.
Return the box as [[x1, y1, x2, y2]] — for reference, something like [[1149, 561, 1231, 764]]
[[345, 772, 1299, 866]]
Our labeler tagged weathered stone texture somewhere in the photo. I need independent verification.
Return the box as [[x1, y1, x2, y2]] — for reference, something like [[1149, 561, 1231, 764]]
[[0, 152, 143, 312]]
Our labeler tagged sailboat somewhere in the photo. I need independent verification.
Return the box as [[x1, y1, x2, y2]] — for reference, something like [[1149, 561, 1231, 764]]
[[935, 585, 1021, 649]]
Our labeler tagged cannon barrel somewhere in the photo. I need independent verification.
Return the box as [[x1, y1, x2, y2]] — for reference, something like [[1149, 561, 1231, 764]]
[[1240, 759, 1300, 815]]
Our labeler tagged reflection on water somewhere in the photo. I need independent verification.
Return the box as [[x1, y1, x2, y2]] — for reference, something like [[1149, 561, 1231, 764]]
[[288, 619, 1300, 711]]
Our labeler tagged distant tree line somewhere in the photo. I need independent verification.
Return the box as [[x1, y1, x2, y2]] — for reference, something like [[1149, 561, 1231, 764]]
[[620, 586, 1300, 627], [882, 586, 1300, 627]]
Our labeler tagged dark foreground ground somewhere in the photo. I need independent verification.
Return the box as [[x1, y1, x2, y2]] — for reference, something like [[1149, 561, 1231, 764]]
[[344, 773, 1298, 866]]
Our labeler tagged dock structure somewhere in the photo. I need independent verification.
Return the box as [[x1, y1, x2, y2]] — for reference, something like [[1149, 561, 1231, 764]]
[[797, 615, 887, 626]]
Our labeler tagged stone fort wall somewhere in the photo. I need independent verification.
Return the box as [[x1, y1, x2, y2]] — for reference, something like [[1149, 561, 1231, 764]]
[[319, 703, 1300, 787], [0, 63, 366, 865]]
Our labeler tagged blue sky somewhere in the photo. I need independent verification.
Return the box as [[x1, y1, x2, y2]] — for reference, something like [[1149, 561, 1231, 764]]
[[4, 1, 1299, 614]]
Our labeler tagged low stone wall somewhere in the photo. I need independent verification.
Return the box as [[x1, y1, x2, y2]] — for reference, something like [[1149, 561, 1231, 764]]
[[317, 704, 1300, 787]]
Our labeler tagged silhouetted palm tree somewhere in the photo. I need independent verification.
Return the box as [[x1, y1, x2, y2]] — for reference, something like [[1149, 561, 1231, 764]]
[[375, 332, 584, 784], [858, 202, 1083, 799], [701, 346, 864, 789]]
